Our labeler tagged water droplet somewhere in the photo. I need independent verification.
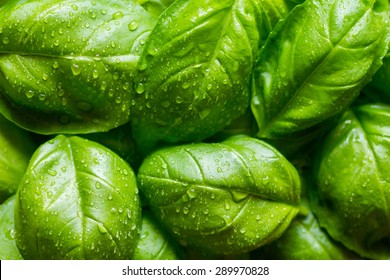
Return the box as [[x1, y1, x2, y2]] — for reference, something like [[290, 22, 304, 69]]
[[183, 207, 189, 215], [95, 182, 102, 189], [231, 191, 248, 202], [108, 194, 113, 200], [110, 41, 116, 48], [52, 61, 59, 69], [97, 223, 107, 233], [71, 63, 81, 76], [2, 37, 10, 44], [47, 170, 57, 176], [199, 109, 211, 120], [112, 11, 123, 19], [225, 199, 231, 210], [181, 81, 191, 89], [162, 101, 170, 108], [39, 93, 47, 101], [176, 96, 184, 104], [25, 90, 35, 99], [187, 188, 197, 199], [135, 82, 145, 94], [128, 21, 138, 31], [127, 209, 132, 219], [217, 167, 222, 173], [262, 176, 270, 185], [101, 81, 107, 91], [42, 73, 49, 81], [115, 96, 122, 104], [70, 4, 78, 10], [92, 69, 99, 79]]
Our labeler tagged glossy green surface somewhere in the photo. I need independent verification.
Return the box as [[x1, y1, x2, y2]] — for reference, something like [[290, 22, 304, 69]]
[[0, 195, 23, 260], [312, 104, 390, 260], [0, 0, 156, 134], [0, 114, 36, 202], [14, 135, 141, 259], [132, 0, 289, 151], [252, 0, 389, 141], [138, 135, 301, 256], [133, 209, 183, 260]]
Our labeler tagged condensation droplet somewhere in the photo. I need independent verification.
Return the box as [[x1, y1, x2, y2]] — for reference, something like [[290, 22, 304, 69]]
[[128, 21, 138, 31]]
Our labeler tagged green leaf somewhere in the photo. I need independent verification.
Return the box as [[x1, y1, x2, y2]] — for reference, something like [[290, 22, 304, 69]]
[[132, 0, 288, 151], [363, 53, 390, 104], [14, 135, 141, 259], [0, 195, 23, 260], [0, 113, 36, 202], [252, 204, 360, 260], [138, 135, 301, 256], [311, 103, 390, 260], [252, 0, 390, 141], [0, 0, 156, 134], [133, 209, 184, 260], [136, 0, 175, 18]]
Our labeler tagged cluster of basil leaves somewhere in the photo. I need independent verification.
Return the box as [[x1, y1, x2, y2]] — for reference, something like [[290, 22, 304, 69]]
[[0, 0, 389, 260]]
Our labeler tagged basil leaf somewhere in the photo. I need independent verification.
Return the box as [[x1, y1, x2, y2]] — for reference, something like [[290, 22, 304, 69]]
[[133, 209, 184, 260], [253, 205, 361, 260], [364, 53, 390, 104], [138, 135, 301, 256], [0, 114, 36, 202], [311, 104, 390, 260], [14, 135, 141, 259], [132, 0, 288, 151], [0, 0, 156, 134], [0, 195, 23, 260], [136, 0, 175, 18], [252, 0, 390, 141]]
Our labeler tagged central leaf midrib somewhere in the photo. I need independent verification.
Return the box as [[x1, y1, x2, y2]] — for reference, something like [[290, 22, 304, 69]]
[[140, 174, 298, 207]]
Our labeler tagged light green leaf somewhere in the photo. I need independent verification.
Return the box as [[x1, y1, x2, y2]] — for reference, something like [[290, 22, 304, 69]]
[[252, 0, 390, 140], [138, 135, 301, 256], [0, 0, 156, 134], [312, 103, 390, 260], [14, 135, 141, 259], [132, 0, 288, 151]]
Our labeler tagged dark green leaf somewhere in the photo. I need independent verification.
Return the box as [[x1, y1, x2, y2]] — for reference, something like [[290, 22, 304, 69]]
[[0, 113, 36, 202]]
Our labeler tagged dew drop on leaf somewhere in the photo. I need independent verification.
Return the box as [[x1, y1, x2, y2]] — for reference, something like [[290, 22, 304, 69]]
[[92, 69, 99, 79], [112, 11, 123, 19], [135, 82, 145, 94], [97, 223, 107, 234], [25, 90, 35, 99], [71, 63, 81, 76], [2, 36, 10, 44], [128, 21, 138, 31], [47, 170, 57, 176]]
